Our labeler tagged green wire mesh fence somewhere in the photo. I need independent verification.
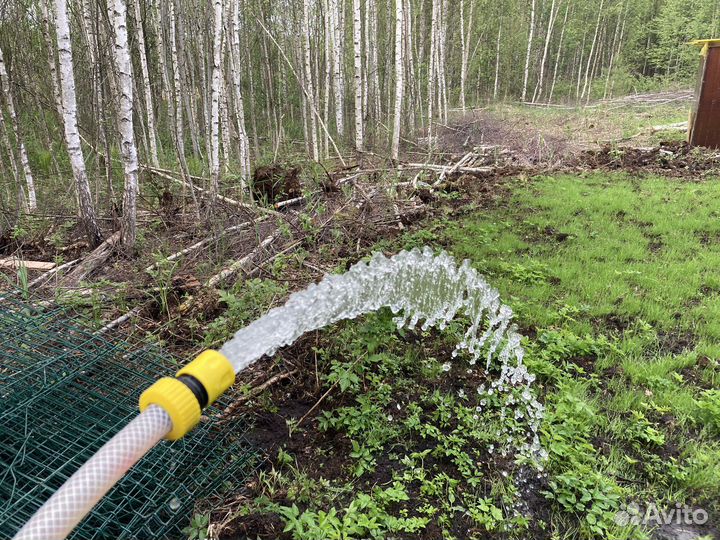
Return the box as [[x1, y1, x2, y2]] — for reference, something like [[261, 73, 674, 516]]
[[0, 292, 257, 539]]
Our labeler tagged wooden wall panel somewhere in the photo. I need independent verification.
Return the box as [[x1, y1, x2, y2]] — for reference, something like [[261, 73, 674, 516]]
[[690, 46, 720, 149]]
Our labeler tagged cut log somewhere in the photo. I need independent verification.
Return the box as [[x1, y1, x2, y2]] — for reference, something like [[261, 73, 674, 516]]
[[60, 231, 121, 286], [27, 258, 80, 288], [403, 163, 496, 175], [651, 121, 688, 133], [0, 258, 56, 271]]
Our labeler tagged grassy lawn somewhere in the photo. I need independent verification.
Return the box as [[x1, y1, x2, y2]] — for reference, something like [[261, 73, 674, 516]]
[[223, 173, 720, 540]]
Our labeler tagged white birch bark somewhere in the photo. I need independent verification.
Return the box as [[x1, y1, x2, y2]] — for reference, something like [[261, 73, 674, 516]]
[[427, 0, 438, 141], [40, 0, 63, 119], [391, 0, 404, 161], [603, 0, 626, 100], [521, 0, 536, 102], [438, 0, 449, 123], [323, 0, 332, 157], [581, 0, 605, 102], [367, 0, 380, 122], [169, 0, 199, 213], [109, 0, 139, 247], [132, 0, 160, 167], [301, 0, 319, 160], [330, 0, 344, 136], [460, 0, 474, 111], [494, 18, 502, 100], [352, 0, 363, 152], [533, 0, 559, 103], [230, 0, 250, 184], [0, 94, 21, 209], [152, 0, 171, 104], [54, 0, 103, 246], [548, 4, 569, 103], [0, 47, 37, 211], [210, 0, 224, 197]]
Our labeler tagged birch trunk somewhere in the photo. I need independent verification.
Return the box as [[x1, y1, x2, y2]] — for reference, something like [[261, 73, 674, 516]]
[[40, 0, 63, 119], [603, 1, 626, 100], [391, 0, 404, 161], [323, 0, 332, 156], [230, 0, 251, 184], [521, 0, 536, 102], [533, 0, 558, 103], [0, 47, 37, 211], [493, 18, 502, 100], [404, 0, 416, 133], [132, 0, 160, 167], [581, 0, 605, 102], [330, 0, 344, 136], [109, 0, 139, 248], [0, 95, 22, 211], [302, 0, 319, 160], [367, 0, 380, 122], [152, 0, 171, 104], [210, 0, 224, 198], [460, 0, 474, 111], [54, 0, 103, 246], [548, 4, 569, 104], [169, 0, 199, 213], [352, 0, 363, 152], [427, 0, 438, 142]]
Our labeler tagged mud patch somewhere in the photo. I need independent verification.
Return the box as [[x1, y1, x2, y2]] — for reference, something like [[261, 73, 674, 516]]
[[575, 142, 720, 178]]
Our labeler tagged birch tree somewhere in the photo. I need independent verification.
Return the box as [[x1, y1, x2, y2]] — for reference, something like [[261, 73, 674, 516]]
[[533, 0, 559, 103], [391, 0, 404, 161], [132, 0, 160, 167], [581, 0, 605, 102], [301, 0, 319, 160], [494, 18, 502, 100], [459, 0, 475, 111], [352, 0, 363, 152], [54, 0, 103, 247], [548, 4, 570, 103], [230, 0, 251, 184], [210, 0, 224, 198], [108, 0, 140, 247], [0, 47, 37, 211], [330, 0, 345, 137], [521, 0, 537, 102]]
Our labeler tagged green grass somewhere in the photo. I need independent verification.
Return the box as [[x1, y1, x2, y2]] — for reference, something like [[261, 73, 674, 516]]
[[219, 171, 720, 540], [438, 172, 720, 527]]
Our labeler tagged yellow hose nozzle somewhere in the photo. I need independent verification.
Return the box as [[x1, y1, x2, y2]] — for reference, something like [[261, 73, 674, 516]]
[[139, 350, 235, 440]]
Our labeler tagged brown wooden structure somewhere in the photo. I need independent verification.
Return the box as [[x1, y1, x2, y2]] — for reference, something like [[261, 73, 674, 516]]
[[689, 39, 720, 149]]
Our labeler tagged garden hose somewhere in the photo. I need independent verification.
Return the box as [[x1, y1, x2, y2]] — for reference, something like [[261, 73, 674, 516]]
[[13, 350, 235, 540]]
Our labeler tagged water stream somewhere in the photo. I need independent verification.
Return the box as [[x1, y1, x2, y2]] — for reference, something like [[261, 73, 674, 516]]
[[221, 247, 546, 463]]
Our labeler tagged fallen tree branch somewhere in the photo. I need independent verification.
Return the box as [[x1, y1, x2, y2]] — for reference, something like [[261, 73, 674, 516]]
[[95, 305, 144, 335], [651, 121, 688, 133], [206, 232, 281, 288], [148, 168, 282, 217], [27, 258, 80, 288], [217, 369, 299, 422], [403, 163, 496, 175], [144, 217, 267, 273]]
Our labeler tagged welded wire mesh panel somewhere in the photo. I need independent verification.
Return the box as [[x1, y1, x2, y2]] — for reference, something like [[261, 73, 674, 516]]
[[0, 294, 256, 539]]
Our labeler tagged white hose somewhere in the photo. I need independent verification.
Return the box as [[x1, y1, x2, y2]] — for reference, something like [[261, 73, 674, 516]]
[[13, 405, 172, 540]]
